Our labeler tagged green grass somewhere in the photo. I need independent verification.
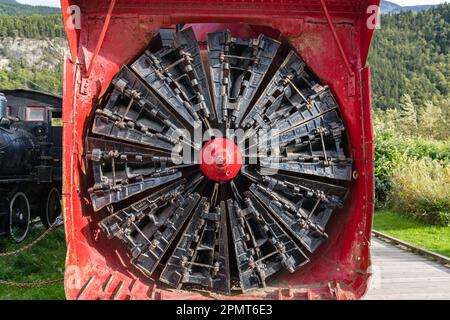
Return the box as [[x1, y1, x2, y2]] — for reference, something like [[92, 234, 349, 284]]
[[374, 210, 450, 258], [0, 225, 66, 300]]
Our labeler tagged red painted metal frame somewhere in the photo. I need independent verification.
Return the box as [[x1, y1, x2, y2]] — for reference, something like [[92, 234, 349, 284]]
[[61, 0, 379, 300]]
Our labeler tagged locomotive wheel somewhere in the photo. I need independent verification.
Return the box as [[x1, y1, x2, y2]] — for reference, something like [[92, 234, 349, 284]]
[[40, 188, 62, 229], [9, 192, 31, 243]]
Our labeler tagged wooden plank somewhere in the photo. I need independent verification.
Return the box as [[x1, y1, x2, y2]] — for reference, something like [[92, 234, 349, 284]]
[[372, 231, 450, 266], [375, 277, 450, 284], [375, 263, 448, 269], [365, 293, 450, 300], [368, 282, 450, 291], [364, 238, 450, 300]]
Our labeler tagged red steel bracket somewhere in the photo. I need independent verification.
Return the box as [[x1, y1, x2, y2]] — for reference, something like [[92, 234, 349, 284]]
[[81, 0, 116, 95], [320, 0, 356, 96]]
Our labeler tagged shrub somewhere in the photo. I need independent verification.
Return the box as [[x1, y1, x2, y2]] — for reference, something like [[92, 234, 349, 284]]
[[374, 131, 403, 206], [373, 125, 449, 208], [390, 158, 450, 226], [373, 97, 449, 143], [400, 138, 450, 162], [418, 100, 450, 141]]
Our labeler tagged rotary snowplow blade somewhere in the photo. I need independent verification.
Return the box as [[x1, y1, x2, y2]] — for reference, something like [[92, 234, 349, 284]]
[[62, 0, 378, 300]]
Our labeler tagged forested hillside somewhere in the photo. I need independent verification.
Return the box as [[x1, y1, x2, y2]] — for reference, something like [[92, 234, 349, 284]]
[[369, 4, 450, 110], [0, 1, 63, 38], [0, 2, 64, 95], [369, 4, 449, 226], [0, 0, 59, 16], [0, 19, 65, 94], [0, 15, 64, 38], [380, 1, 435, 14]]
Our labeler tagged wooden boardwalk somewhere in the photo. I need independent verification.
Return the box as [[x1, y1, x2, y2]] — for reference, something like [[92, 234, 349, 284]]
[[363, 238, 450, 300]]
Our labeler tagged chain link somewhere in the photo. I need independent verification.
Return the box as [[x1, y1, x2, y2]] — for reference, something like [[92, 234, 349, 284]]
[[0, 278, 64, 287], [0, 219, 65, 287], [0, 222, 61, 257]]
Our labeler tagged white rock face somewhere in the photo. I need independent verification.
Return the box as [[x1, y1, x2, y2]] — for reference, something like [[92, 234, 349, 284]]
[[0, 37, 68, 71]]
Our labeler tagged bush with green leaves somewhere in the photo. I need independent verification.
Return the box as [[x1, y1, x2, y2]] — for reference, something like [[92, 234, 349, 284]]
[[399, 138, 450, 162], [390, 158, 450, 226], [373, 99, 449, 211], [374, 131, 403, 206], [374, 132, 449, 206]]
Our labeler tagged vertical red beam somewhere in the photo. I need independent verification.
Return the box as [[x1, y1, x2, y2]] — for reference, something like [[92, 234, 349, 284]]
[[62, 56, 75, 255], [319, 0, 354, 77], [86, 0, 116, 78], [358, 65, 375, 298], [361, 66, 375, 236], [320, 0, 356, 95]]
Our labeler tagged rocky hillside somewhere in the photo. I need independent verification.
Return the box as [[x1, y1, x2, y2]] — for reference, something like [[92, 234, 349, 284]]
[[0, 0, 59, 15], [0, 2, 65, 94], [0, 34, 66, 94], [0, 37, 67, 71]]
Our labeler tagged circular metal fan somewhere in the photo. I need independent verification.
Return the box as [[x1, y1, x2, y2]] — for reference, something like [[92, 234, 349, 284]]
[[85, 28, 352, 295]]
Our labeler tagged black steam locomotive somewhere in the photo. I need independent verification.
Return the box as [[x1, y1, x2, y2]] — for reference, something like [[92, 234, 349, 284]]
[[0, 90, 62, 242]]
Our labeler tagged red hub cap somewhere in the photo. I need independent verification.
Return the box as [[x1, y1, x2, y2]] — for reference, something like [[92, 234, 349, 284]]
[[200, 138, 243, 182]]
